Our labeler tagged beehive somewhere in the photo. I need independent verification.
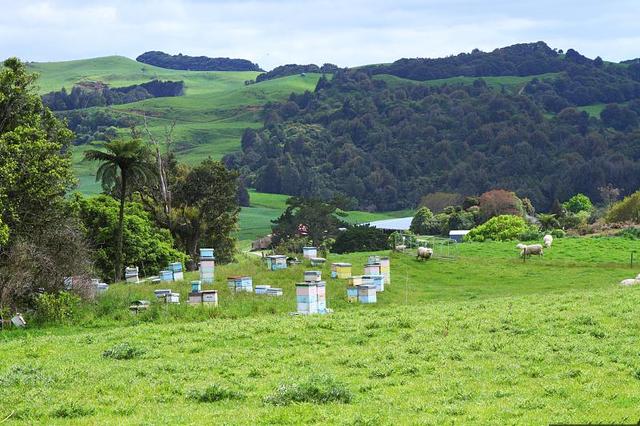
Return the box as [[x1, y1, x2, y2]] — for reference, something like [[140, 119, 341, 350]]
[[200, 248, 215, 259], [362, 274, 384, 292], [358, 284, 377, 304], [333, 263, 352, 279], [266, 288, 283, 297], [199, 259, 215, 284], [201, 290, 218, 306], [125, 266, 139, 283], [227, 276, 253, 292], [159, 270, 173, 282], [255, 285, 271, 295], [310, 257, 326, 266], [363, 263, 382, 276], [266, 255, 288, 271], [303, 247, 318, 259], [296, 282, 318, 314], [348, 275, 363, 286], [346, 286, 358, 302], [304, 270, 322, 282], [191, 280, 202, 293], [379, 257, 391, 284], [168, 262, 184, 281], [316, 281, 327, 313]]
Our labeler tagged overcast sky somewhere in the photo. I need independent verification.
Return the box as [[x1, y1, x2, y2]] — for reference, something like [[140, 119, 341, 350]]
[[1, 0, 638, 70]]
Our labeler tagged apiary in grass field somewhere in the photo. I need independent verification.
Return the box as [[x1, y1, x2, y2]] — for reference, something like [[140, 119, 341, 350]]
[[358, 284, 377, 304], [227, 276, 253, 292], [266, 255, 288, 271], [168, 262, 184, 281], [304, 270, 322, 282], [363, 263, 382, 276], [362, 274, 384, 292], [302, 246, 317, 259], [296, 282, 318, 314], [199, 248, 215, 283]]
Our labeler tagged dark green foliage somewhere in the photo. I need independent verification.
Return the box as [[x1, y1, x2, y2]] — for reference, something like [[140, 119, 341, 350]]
[[102, 342, 145, 360], [50, 402, 95, 419], [410, 207, 434, 234], [271, 197, 347, 247], [256, 63, 339, 82], [332, 225, 389, 254], [518, 227, 543, 242], [186, 384, 244, 403], [70, 194, 186, 281], [263, 375, 353, 406], [60, 109, 137, 145], [616, 227, 640, 239], [563, 193, 593, 214], [607, 191, 640, 223], [136, 51, 262, 72], [42, 80, 184, 111]]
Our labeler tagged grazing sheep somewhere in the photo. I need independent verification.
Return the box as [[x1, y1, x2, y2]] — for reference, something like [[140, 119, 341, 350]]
[[543, 234, 553, 248], [620, 278, 639, 286], [416, 246, 433, 261], [394, 244, 407, 252], [517, 243, 544, 258]]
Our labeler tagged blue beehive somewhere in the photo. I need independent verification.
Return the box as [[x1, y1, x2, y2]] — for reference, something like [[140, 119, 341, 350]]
[[200, 248, 215, 259], [358, 284, 377, 304], [362, 274, 384, 292], [227, 276, 253, 292], [191, 280, 202, 292], [159, 270, 173, 282], [266, 255, 288, 271]]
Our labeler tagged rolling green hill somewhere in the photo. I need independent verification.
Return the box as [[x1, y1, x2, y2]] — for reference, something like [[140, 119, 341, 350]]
[[28, 56, 323, 194]]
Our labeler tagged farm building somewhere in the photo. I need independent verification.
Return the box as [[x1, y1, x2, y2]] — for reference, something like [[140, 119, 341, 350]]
[[364, 217, 413, 231], [449, 230, 470, 242]]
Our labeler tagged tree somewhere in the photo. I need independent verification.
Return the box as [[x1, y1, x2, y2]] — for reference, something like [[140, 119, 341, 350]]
[[0, 58, 91, 310], [410, 207, 434, 234], [419, 192, 464, 213], [332, 225, 388, 254], [173, 159, 240, 264], [537, 213, 559, 231], [84, 139, 154, 281], [478, 190, 523, 222], [563, 193, 593, 214], [606, 191, 640, 223], [598, 183, 621, 208], [271, 197, 346, 247], [70, 194, 185, 281]]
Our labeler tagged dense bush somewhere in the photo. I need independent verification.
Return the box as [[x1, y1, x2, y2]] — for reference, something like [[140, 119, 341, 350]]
[[563, 193, 593, 214], [256, 63, 339, 82], [136, 51, 262, 71], [518, 226, 543, 242], [409, 207, 434, 234], [550, 228, 566, 238], [479, 190, 524, 222], [466, 215, 528, 242], [263, 375, 353, 406], [32, 292, 81, 325], [606, 191, 640, 223], [70, 194, 186, 281], [332, 225, 388, 253]]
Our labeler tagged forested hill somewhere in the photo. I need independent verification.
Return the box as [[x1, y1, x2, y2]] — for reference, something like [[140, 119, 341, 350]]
[[225, 43, 640, 211], [136, 51, 263, 71]]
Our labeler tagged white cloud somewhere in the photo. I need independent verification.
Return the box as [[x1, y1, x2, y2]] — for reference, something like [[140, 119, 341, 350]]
[[0, 0, 638, 68]]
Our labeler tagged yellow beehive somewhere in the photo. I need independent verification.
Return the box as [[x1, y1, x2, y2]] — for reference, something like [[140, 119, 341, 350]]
[[335, 263, 352, 279], [348, 275, 363, 286]]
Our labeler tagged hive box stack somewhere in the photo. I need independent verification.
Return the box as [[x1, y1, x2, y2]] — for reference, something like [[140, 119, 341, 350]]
[[188, 289, 218, 306], [168, 262, 184, 281], [155, 289, 180, 303], [358, 284, 377, 304], [316, 281, 327, 313], [346, 286, 358, 302], [296, 282, 318, 315], [266, 255, 288, 271], [191, 280, 202, 292], [333, 263, 352, 279], [303, 271, 322, 282], [348, 275, 363, 287], [159, 270, 174, 282], [227, 276, 253, 292], [199, 248, 215, 284], [364, 263, 382, 276], [379, 257, 391, 284], [125, 266, 139, 283], [255, 285, 271, 295], [302, 247, 317, 260], [368, 255, 381, 264], [310, 257, 326, 267], [266, 288, 283, 297], [362, 275, 384, 292]]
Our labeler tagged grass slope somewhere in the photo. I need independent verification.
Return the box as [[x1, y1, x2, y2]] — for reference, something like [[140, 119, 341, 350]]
[[2, 237, 640, 424], [28, 56, 322, 194], [238, 190, 413, 242]]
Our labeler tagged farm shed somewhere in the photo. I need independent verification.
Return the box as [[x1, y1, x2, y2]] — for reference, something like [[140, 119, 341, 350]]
[[364, 217, 413, 231], [449, 230, 470, 242]]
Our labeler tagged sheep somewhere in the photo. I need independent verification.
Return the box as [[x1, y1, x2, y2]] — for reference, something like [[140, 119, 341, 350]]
[[543, 234, 553, 248], [394, 244, 407, 252], [620, 278, 639, 286], [517, 243, 543, 258], [416, 246, 433, 261]]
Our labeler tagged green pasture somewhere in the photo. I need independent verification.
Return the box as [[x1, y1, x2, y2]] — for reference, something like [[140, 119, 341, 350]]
[[2, 236, 640, 424]]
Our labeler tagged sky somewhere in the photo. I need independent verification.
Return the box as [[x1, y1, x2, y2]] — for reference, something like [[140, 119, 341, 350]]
[[0, 0, 639, 70]]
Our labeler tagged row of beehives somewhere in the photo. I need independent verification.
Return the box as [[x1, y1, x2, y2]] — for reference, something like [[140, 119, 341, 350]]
[[265, 246, 327, 271], [125, 248, 215, 284]]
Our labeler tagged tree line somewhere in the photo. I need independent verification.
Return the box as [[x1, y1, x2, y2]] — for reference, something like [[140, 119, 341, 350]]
[[136, 51, 263, 72]]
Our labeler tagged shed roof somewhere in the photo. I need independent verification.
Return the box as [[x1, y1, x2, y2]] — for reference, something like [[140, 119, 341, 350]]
[[363, 217, 413, 231]]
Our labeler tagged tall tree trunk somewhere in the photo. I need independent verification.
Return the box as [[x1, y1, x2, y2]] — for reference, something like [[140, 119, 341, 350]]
[[115, 170, 127, 282]]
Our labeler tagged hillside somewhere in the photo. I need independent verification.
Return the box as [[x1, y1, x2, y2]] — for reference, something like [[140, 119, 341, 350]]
[[27, 56, 323, 194], [228, 43, 640, 211]]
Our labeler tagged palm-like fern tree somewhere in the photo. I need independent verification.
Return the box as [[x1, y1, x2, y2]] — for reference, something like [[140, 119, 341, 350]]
[[84, 139, 153, 281]]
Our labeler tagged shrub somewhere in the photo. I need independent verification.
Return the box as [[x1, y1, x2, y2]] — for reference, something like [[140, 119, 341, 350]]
[[550, 229, 566, 238], [186, 384, 244, 403], [32, 291, 81, 325], [388, 231, 417, 249], [563, 193, 593, 214], [518, 226, 542, 242], [617, 227, 640, 239], [466, 215, 528, 242], [560, 211, 590, 229], [606, 191, 640, 223], [332, 225, 388, 254], [478, 190, 523, 222], [102, 342, 146, 360], [410, 207, 434, 234], [263, 375, 353, 406]]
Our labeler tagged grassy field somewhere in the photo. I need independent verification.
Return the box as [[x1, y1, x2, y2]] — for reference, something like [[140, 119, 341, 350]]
[[2, 236, 640, 424], [28, 56, 322, 194], [237, 190, 414, 242]]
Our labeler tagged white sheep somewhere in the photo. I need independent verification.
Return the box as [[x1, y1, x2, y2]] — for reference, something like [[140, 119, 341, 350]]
[[620, 278, 639, 286], [416, 246, 433, 261], [517, 243, 544, 258], [543, 234, 553, 248]]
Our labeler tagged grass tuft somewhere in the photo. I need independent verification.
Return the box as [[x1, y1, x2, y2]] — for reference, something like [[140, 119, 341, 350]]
[[263, 375, 353, 406], [186, 384, 245, 403], [102, 342, 145, 360]]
